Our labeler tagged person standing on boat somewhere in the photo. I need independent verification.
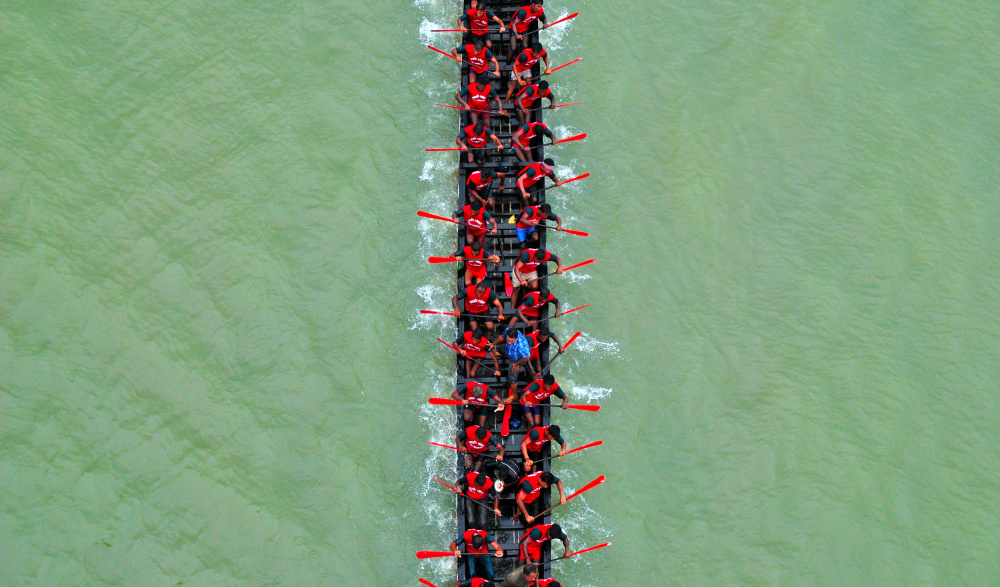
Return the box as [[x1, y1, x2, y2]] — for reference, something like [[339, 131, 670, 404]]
[[453, 280, 505, 332], [515, 470, 566, 524], [515, 80, 555, 124], [515, 203, 562, 243], [458, 423, 505, 472], [507, 0, 547, 64], [499, 564, 539, 587], [449, 529, 503, 581], [458, 471, 502, 528], [520, 424, 566, 469], [525, 326, 563, 379], [486, 457, 524, 499], [459, 3, 505, 49], [511, 246, 563, 308], [454, 241, 500, 288], [519, 523, 569, 565], [519, 373, 568, 429], [452, 37, 501, 85], [466, 167, 505, 209], [516, 159, 561, 205], [512, 287, 560, 328], [495, 327, 532, 390], [456, 74, 506, 126], [455, 199, 498, 245], [457, 119, 505, 165], [510, 121, 553, 163], [505, 42, 551, 102], [452, 380, 502, 426]]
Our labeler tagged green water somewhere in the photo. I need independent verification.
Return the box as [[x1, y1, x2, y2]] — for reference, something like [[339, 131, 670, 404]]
[[2, 0, 999, 584]]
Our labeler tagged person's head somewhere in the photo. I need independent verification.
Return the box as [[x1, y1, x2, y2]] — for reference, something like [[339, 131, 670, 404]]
[[538, 80, 549, 91], [533, 247, 545, 260], [470, 240, 483, 253], [505, 328, 518, 342], [474, 119, 485, 134], [524, 564, 539, 580], [532, 41, 543, 53], [474, 37, 485, 51], [475, 426, 489, 440], [473, 383, 486, 395], [538, 286, 550, 299], [475, 281, 488, 294], [549, 524, 565, 539], [531, 0, 543, 8], [540, 471, 555, 485], [481, 168, 495, 181], [470, 198, 483, 212], [543, 373, 555, 387], [471, 534, 485, 549], [476, 74, 490, 87], [547, 424, 560, 439], [476, 4, 487, 15], [542, 157, 554, 170], [537, 325, 550, 339], [548, 581, 561, 587], [475, 472, 488, 486], [539, 203, 552, 216]]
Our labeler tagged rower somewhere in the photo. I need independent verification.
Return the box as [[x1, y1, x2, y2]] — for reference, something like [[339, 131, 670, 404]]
[[452, 37, 500, 85], [466, 167, 505, 208], [458, 3, 506, 49], [457, 423, 505, 472], [511, 286, 560, 328], [453, 281, 505, 331], [519, 523, 568, 565], [457, 119, 505, 165], [458, 326, 501, 379], [452, 380, 501, 426], [511, 246, 562, 307], [456, 74, 506, 126], [516, 158, 561, 205], [525, 326, 563, 379], [514, 80, 554, 124], [455, 241, 500, 287], [510, 121, 553, 163], [494, 327, 531, 390], [505, 42, 551, 102], [499, 564, 538, 587], [458, 471, 502, 529], [520, 424, 566, 469], [454, 198, 498, 245], [515, 203, 562, 243], [515, 471, 566, 524], [519, 373, 568, 428], [449, 529, 503, 581], [507, 0, 547, 64]]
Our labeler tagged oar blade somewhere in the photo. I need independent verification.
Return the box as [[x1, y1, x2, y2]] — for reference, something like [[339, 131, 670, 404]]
[[504, 271, 514, 297], [555, 133, 587, 145], [563, 259, 595, 272], [428, 441, 461, 451], [429, 397, 464, 405], [563, 331, 583, 349], [436, 337, 463, 353], [566, 404, 601, 412], [549, 57, 582, 73], [427, 45, 460, 61], [501, 404, 512, 436], [565, 439, 603, 455], [561, 172, 590, 185], [418, 210, 458, 223], [562, 303, 591, 316], [553, 101, 582, 108], [419, 579, 441, 587], [428, 256, 460, 263], [416, 550, 455, 559], [567, 475, 606, 501], [426, 148, 463, 152], [561, 228, 589, 237], [568, 542, 611, 558], [433, 477, 462, 494], [547, 12, 579, 27]]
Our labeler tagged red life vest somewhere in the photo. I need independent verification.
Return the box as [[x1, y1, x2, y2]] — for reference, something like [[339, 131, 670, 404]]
[[518, 249, 551, 273], [462, 245, 488, 274], [538, 579, 560, 586], [518, 471, 545, 504], [463, 529, 490, 553], [519, 290, 554, 318], [526, 330, 544, 360], [518, 162, 551, 189], [516, 206, 545, 229], [466, 8, 490, 36], [463, 124, 488, 148], [463, 284, 492, 313], [462, 204, 487, 236], [514, 122, 547, 148], [513, 47, 546, 75], [464, 43, 489, 74], [467, 170, 492, 192], [470, 579, 490, 587], [465, 471, 492, 500], [463, 380, 491, 404], [525, 426, 552, 452], [517, 83, 551, 108], [465, 425, 492, 453], [521, 378, 558, 405], [524, 524, 554, 548], [512, 5, 544, 33], [467, 82, 492, 111]]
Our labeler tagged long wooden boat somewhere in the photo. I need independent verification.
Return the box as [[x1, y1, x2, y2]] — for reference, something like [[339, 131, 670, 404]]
[[448, 1, 557, 581]]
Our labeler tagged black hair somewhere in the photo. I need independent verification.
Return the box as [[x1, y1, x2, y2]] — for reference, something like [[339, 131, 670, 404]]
[[539, 203, 552, 214], [547, 424, 560, 438], [471, 534, 485, 549], [474, 37, 486, 50], [475, 281, 489, 291], [475, 426, 489, 440], [470, 199, 483, 211], [537, 325, 549, 337], [504, 328, 518, 340], [543, 373, 555, 385], [471, 240, 483, 252], [477, 73, 490, 85], [543, 157, 554, 166], [474, 119, 486, 132], [532, 41, 543, 52], [538, 80, 549, 90], [524, 564, 539, 576], [549, 582, 561, 587], [538, 286, 550, 299], [540, 472, 554, 484], [482, 168, 495, 179], [549, 523, 564, 539], [472, 326, 484, 338], [476, 472, 488, 486], [533, 0, 543, 5]]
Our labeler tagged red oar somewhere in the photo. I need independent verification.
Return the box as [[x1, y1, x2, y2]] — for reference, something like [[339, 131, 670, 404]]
[[417, 551, 455, 559], [428, 441, 461, 451], [545, 542, 611, 565], [427, 45, 460, 61], [428, 256, 459, 263], [501, 404, 512, 436], [533, 439, 603, 464], [434, 477, 494, 511], [436, 337, 499, 375], [429, 397, 465, 405], [537, 303, 590, 323], [562, 259, 595, 272], [418, 210, 458, 224], [504, 271, 514, 297], [561, 228, 589, 237], [565, 404, 601, 412], [546, 12, 579, 28], [419, 579, 441, 587], [425, 148, 463, 152], [549, 57, 581, 73], [541, 331, 581, 371], [553, 133, 586, 145], [421, 309, 456, 316], [534, 475, 606, 518], [435, 103, 509, 115]]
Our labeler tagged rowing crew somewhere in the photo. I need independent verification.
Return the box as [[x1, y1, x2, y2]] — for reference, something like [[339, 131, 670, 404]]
[[455, 120, 562, 165], [454, 74, 556, 125], [441, 522, 569, 583], [454, 372, 567, 427]]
